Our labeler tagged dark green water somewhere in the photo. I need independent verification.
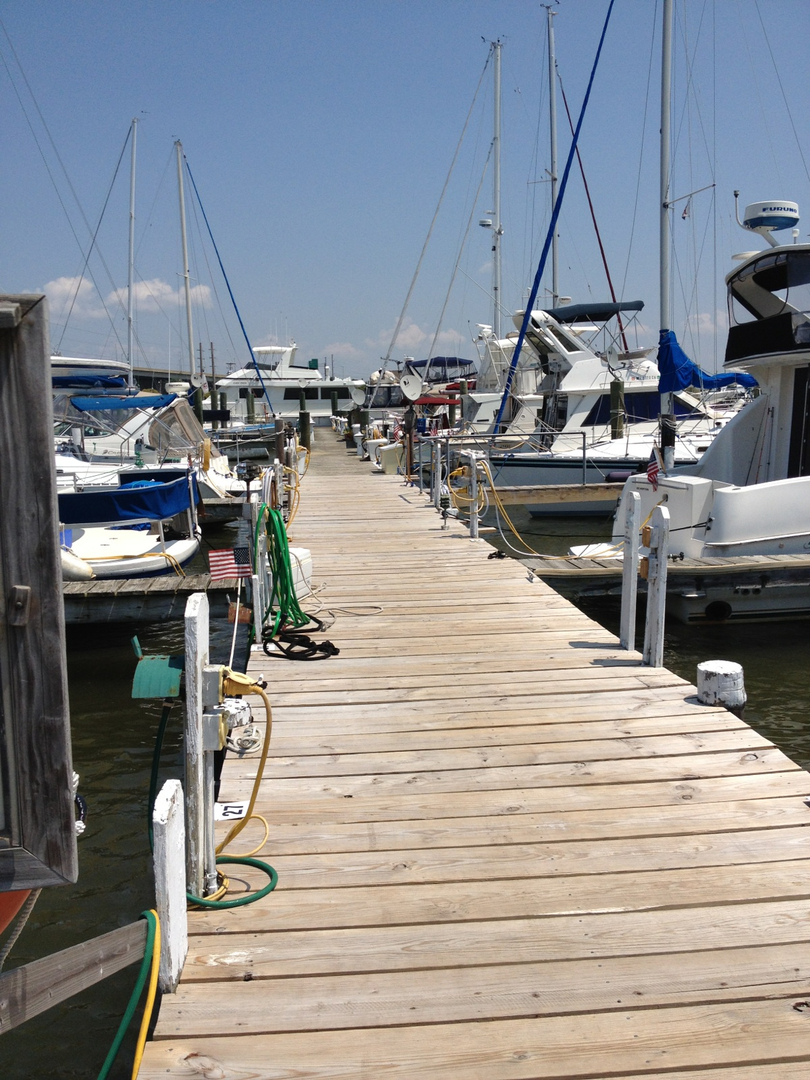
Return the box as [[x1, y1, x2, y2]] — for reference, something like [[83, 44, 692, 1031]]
[[2, 510, 809, 1077]]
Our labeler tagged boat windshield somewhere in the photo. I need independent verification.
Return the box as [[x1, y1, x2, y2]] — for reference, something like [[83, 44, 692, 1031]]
[[729, 249, 810, 325]]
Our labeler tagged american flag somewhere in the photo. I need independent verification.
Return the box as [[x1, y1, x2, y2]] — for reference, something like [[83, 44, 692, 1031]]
[[647, 449, 660, 491], [208, 546, 252, 580]]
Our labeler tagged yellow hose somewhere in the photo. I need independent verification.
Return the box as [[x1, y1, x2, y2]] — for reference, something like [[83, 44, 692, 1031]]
[[216, 682, 273, 856], [130, 910, 161, 1079]]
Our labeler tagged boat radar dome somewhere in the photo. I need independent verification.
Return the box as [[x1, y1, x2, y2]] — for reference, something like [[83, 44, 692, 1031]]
[[739, 199, 799, 247]]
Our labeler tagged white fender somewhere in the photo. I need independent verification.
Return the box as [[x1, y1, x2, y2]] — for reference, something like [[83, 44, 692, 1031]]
[[61, 547, 96, 581]]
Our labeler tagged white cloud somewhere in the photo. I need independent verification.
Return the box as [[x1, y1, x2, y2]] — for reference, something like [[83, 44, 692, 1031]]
[[322, 341, 365, 362], [44, 276, 106, 320], [367, 318, 429, 354], [108, 278, 212, 314]]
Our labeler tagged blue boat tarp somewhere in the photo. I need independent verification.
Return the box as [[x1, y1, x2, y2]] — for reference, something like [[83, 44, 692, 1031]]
[[70, 394, 177, 412], [542, 300, 644, 324], [58, 472, 197, 526], [407, 357, 477, 382], [657, 330, 757, 393]]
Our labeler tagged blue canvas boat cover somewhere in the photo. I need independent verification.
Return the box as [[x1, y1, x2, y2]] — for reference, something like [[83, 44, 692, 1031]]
[[408, 358, 479, 375], [69, 394, 177, 412], [541, 300, 644, 324], [657, 330, 757, 392], [58, 472, 197, 526]]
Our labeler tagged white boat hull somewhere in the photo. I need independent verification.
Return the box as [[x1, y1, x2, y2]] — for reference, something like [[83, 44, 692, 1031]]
[[64, 527, 200, 579]]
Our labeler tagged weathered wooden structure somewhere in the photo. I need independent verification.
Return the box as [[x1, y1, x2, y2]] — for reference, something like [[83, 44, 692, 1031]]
[[0, 295, 77, 891], [62, 572, 244, 625]]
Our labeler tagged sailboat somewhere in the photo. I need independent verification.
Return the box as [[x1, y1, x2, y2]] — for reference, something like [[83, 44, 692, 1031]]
[[566, 1, 810, 622], [476, 2, 753, 516], [52, 135, 248, 518]]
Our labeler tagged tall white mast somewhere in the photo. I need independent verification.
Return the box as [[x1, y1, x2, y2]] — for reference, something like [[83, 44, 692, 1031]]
[[660, 0, 673, 334], [492, 40, 503, 340], [175, 140, 195, 381], [659, 0, 676, 471], [547, 7, 559, 306], [127, 117, 137, 381]]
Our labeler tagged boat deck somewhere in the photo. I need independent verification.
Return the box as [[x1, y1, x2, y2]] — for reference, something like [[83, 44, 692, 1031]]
[[141, 427, 810, 1079]]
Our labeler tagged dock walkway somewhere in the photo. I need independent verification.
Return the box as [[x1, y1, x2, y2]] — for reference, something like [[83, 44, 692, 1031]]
[[142, 428, 810, 1078]]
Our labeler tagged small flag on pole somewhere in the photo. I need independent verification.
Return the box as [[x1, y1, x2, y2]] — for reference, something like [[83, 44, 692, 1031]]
[[647, 448, 661, 491], [208, 546, 252, 580]]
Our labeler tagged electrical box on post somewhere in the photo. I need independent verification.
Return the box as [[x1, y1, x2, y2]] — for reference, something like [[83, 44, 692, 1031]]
[[0, 295, 78, 890]]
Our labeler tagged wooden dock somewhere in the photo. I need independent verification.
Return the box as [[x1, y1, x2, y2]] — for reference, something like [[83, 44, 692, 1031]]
[[141, 427, 810, 1079], [62, 573, 241, 625]]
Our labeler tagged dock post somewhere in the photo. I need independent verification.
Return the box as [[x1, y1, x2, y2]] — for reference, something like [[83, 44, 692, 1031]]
[[619, 491, 640, 651], [697, 660, 747, 717], [298, 410, 311, 451], [274, 458, 284, 513], [152, 779, 187, 992], [462, 451, 480, 540], [184, 592, 209, 900], [642, 504, 670, 667], [432, 439, 442, 508], [250, 495, 267, 641]]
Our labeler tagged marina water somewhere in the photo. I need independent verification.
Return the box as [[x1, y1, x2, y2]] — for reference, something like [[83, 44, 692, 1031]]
[[2, 513, 809, 1077]]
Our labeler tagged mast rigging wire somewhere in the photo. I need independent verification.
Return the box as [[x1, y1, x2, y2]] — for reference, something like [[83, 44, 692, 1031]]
[[369, 47, 492, 406], [493, 0, 617, 432], [54, 127, 131, 355], [183, 155, 273, 408], [424, 148, 492, 370], [558, 76, 628, 352]]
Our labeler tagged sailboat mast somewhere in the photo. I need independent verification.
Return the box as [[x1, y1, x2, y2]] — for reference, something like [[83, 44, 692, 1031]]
[[660, 0, 672, 334], [659, 0, 676, 472], [127, 118, 137, 381], [547, 7, 559, 306], [492, 40, 502, 340], [175, 140, 196, 381]]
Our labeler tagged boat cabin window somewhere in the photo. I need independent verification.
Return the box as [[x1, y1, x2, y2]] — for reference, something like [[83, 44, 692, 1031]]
[[283, 387, 319, 401], [542, 322, 579, 354], [729, 250, 810, 325]]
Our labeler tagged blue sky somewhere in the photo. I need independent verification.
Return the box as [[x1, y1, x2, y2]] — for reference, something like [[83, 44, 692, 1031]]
[[2, 0, 809, 380]]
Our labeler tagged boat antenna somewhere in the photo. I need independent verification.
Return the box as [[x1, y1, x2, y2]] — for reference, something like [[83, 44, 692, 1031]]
[[493, 0, 616, 432]]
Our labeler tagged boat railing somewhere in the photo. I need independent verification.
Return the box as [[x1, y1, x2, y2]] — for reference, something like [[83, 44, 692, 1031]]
[[415, 429, 591, 494]]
